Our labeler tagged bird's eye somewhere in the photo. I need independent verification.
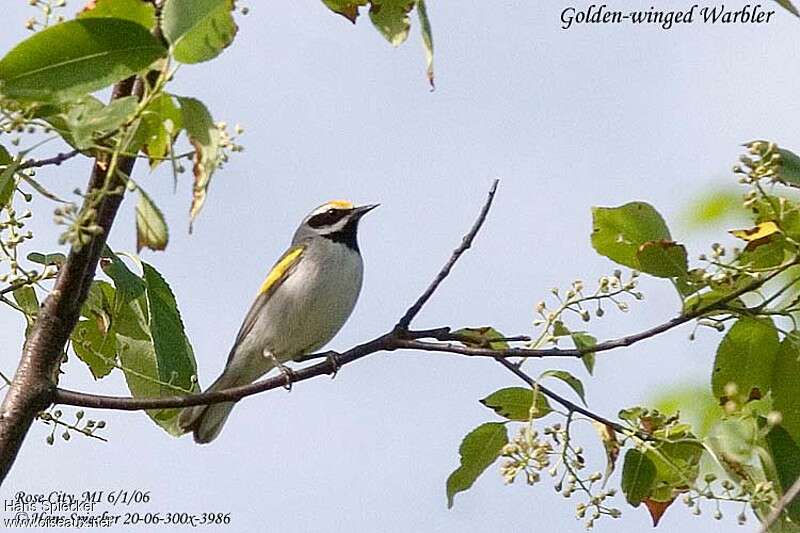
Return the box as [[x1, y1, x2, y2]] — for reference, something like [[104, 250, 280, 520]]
[[327, 209, 336, 215]]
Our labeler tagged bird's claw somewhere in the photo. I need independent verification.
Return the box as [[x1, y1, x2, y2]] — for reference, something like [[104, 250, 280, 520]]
[[265, 351, 295, 391], [326, 351, 340, 379], [277, 361, 296, 391]]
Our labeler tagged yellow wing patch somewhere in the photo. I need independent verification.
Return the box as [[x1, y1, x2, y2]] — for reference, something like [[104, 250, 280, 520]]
[[258, 245, 305, 295], [327, 199, 354, 210]]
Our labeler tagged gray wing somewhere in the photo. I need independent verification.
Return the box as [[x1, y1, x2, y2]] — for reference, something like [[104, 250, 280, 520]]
[[224, 245, 306, 364]]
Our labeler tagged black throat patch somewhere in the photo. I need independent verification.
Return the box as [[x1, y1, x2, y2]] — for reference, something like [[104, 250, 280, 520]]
[[322, 218, 360, 252]]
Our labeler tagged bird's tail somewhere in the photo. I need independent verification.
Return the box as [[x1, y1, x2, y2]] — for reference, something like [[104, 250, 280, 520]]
[[178, 371, 240, 444]]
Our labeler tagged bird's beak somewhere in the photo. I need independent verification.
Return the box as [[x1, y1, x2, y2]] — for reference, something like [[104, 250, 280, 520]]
[[353, 204, 379, 218]]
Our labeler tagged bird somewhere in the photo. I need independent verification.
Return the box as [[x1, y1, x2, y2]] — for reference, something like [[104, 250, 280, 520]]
[[179, 200, 378, 443]]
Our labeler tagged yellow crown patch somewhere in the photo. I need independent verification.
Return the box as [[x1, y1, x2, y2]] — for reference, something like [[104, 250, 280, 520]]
[[326, 199, 354, 210]]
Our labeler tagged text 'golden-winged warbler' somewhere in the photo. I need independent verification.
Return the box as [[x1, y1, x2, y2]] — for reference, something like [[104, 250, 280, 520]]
[[179, 200, 378, 443]]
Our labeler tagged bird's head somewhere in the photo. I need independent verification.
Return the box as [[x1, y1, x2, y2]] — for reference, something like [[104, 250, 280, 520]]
[[294, 199, 379, 251]]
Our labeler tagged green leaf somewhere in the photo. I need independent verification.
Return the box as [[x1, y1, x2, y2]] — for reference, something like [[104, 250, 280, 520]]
[[13, 285, 38, 336], [0, 158, 20, 209], [446, 422, 508, 508], [540, 369, 587, 406], [80, 280, 114, 333], [142, 262, 197, 393], [780, 200, 800, 242], [772, 336, 800, 443], [712, 317, 780, 401], [708, 417, 759, 465], [77, 0, 157, 29], [571, 331, 597, 375], [104, 253, 198, 435], [321, 0, 368, 22], [369, 0, 415, 46], [590, 202, 671, 270], [765, 425, 800, 521], [621, 448, 657, 506], [453, 326, 509, 350], [681, 273, 750, 316], [417, 0, 434, 88], [636, 240, 688, 279], [37, 96, 104, 150], [101, 248, 145, 305], [551, 320, 570, 337], [136, 188, 169, 252], [777, 147, 800, 185], [67, 96, 138, 150], [162, 0, 238, 64], [12, 286, 38, 317], [737, 236, 791, 270], [774, 0, 800, 17], [132, 93, 182, 167], [480, 387, 551, 421], [618, 406, 647, 425], [646, 439, 703, 502], [0, 145, 10, 165], [72, 319, 116, 379], [27, 251, 66, 267], [0, 19, 166, 102], [178, 97, 220, 232], [115, 298, 183, 433]]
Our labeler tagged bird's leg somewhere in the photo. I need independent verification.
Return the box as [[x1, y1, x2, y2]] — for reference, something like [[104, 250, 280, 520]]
[[264, 350, 295, 391]]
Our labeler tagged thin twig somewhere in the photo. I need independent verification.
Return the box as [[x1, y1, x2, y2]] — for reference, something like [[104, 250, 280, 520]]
[[394, 178, 499, 331], [38, 413, 108, 443], [17, 149, 82, 171]]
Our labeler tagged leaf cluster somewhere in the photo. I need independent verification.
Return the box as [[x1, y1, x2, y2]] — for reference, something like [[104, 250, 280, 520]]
[[445, 141, 800, 530]]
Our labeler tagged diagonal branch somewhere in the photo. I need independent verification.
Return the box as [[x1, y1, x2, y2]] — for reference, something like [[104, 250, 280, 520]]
[[394, 178, 499, 331]]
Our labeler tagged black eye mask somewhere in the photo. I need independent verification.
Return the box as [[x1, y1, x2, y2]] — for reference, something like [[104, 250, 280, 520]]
[[307, 208, 350, 228]]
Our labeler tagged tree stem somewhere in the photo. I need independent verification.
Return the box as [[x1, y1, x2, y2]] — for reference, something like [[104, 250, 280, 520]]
[[0, 77, 138, 486]]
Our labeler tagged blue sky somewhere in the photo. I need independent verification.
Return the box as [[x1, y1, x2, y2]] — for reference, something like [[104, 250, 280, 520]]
[[1, 1, 799, 531]]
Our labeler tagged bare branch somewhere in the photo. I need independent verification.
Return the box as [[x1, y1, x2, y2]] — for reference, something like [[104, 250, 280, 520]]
[[17, 149, 82, 171], [394, 178, 499, 331], [56, 334, 394, 410]]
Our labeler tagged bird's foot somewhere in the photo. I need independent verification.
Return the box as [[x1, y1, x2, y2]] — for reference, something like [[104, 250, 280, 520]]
[[325, 351, 340, 379], [265, 351, 295, 391]]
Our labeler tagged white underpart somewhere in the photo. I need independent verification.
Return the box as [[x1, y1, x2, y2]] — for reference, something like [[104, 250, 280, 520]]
[[226, 236, 363, 383]]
